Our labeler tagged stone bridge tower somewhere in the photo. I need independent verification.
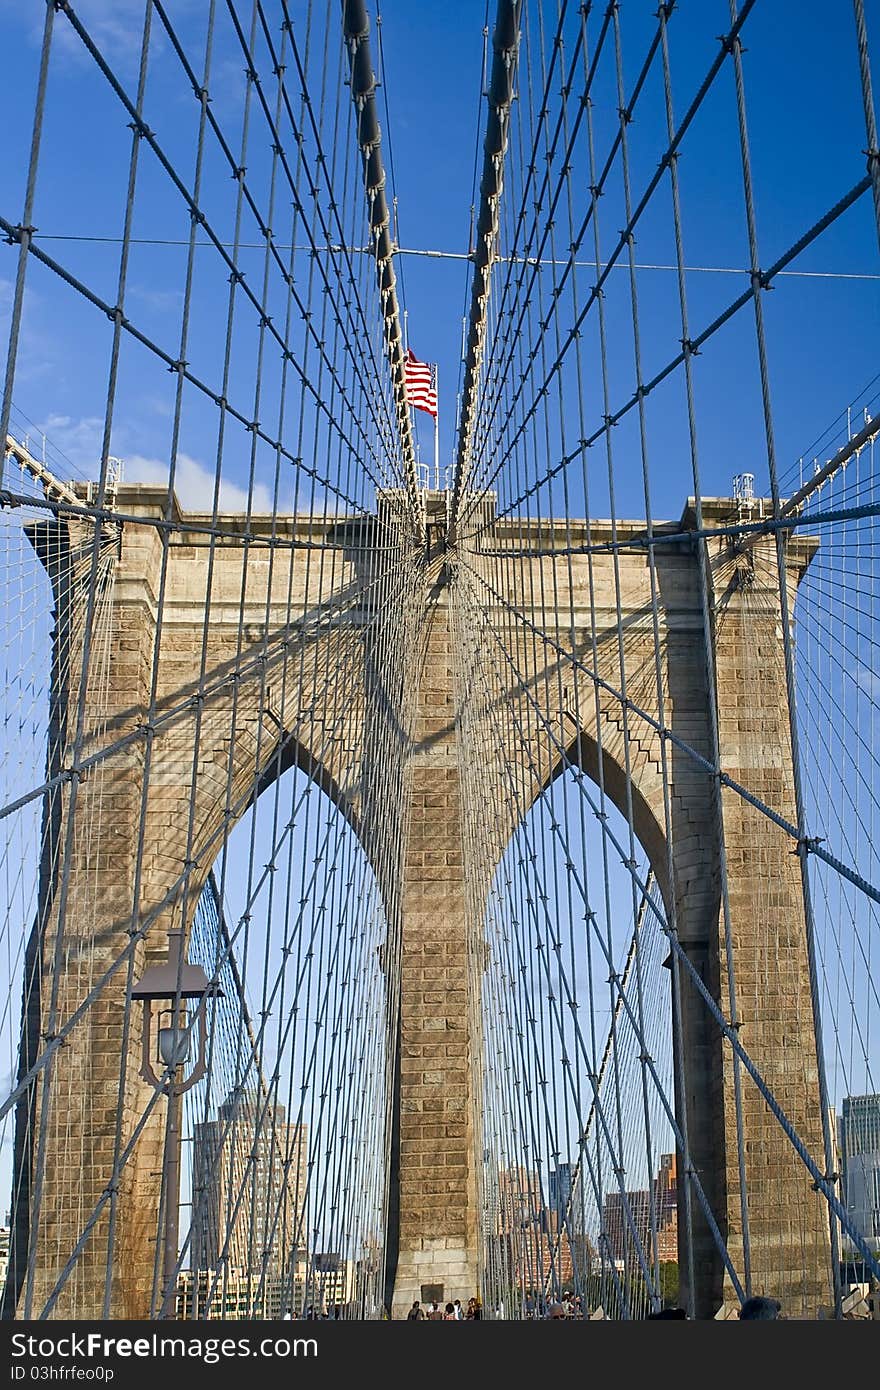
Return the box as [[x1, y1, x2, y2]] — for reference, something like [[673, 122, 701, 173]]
[[7, 485, 830, 1319]]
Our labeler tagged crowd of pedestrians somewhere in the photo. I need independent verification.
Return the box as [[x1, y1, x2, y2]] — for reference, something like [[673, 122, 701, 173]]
[[519, 1292, 586, 1318], [286, 1288, 789, 1320], [403, 1292, 785, 1321], [406, 1296, 482, 1320]]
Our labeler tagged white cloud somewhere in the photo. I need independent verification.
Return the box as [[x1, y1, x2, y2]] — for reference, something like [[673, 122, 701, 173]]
[[0, 278, 57, 387], [21, 414, 275, 514], [853, 665, 880, 702], [35, 413, 106, 472], [2, 0, 201, 83], [0, 0, 127, 63], [37, 1, 157, 71], [128, 285, 185, 314], [125, 451, 276, 514]]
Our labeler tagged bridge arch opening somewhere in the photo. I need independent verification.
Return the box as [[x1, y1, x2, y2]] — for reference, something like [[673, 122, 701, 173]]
[[546, 728, 673, 916], [477, 754, 676, 1320], [0, 512, 63, 1320], [172, 755, 396, 1320]]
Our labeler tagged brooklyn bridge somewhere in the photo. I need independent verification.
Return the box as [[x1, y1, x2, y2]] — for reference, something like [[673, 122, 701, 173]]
[[0, 0, 879, 1322]]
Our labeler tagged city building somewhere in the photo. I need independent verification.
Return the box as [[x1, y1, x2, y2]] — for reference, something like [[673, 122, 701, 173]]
[[482, 1149, 501, 1239], [840, 1093, 880, 1256], [496, 1164, 542, 1238], [175, 1267, 284, 1320], [654, 1153, 678, 1262], [491, 1164, 585, 1296], [549, 1160, 591, 1237], [301, 1252, 354, 1314], [548, 1164, 572, 1222], [600, 1153, 678, 1268], [190, 1089, 307, 1279]]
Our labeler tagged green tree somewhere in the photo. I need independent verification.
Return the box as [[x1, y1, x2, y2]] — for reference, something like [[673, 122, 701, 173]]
[[659, 1261, 679, 1309]]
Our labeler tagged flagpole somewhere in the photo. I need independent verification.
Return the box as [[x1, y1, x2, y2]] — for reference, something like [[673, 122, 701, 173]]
[[433, 363, 439, 491]]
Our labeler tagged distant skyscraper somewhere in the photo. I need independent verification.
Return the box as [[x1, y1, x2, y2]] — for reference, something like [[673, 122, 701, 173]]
[[304, 1251, 354, 1313], [840, 1093, 880, 1255], [482, 1150, 501, 1238], [493, 1165, 582, 1295], [601, 1153, 678, 1266], [654, 1153, 678, 1262], [549, 1160, 591, 1238], [175, 1267, 285, 1320], [656, 1152, 676, 1196], [548, 1164, 572, 1221], [496, 1165, 542, 1237], [191, 1089, 307, 1284]]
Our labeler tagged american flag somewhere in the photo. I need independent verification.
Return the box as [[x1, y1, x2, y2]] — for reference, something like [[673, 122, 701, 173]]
[[404, 347, 438, 418]]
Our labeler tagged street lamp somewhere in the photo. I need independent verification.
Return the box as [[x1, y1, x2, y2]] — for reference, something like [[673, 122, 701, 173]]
[[132, 928, 222, 1318]]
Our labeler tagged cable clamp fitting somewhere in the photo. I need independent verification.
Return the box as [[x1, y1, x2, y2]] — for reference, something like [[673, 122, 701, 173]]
[[793, 834, 824, 857], [7, 223, 36, 246], [810, 1171, 839, 1192]]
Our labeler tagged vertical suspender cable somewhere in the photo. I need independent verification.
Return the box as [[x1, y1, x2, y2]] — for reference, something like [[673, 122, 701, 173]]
[[448, 0, 522, 544], [341, 0, 423, 542]]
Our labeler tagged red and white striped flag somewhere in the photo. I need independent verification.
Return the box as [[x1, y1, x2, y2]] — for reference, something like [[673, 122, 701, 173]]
[[404, 347, 438, 418]]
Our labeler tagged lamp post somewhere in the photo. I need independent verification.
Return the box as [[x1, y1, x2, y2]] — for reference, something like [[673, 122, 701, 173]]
[[132, 927, 221, 1318]]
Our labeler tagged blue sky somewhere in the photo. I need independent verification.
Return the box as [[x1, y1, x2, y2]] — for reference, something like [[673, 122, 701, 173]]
[[0, 0, 877, 515], [1, 0, 879, 1275]]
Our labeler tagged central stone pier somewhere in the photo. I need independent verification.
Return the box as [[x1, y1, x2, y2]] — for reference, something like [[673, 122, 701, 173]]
[[390, 492, 479, 1317]]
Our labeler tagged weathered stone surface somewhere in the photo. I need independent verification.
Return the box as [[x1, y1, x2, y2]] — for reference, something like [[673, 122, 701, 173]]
[[17, 489, 830, 1319]]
